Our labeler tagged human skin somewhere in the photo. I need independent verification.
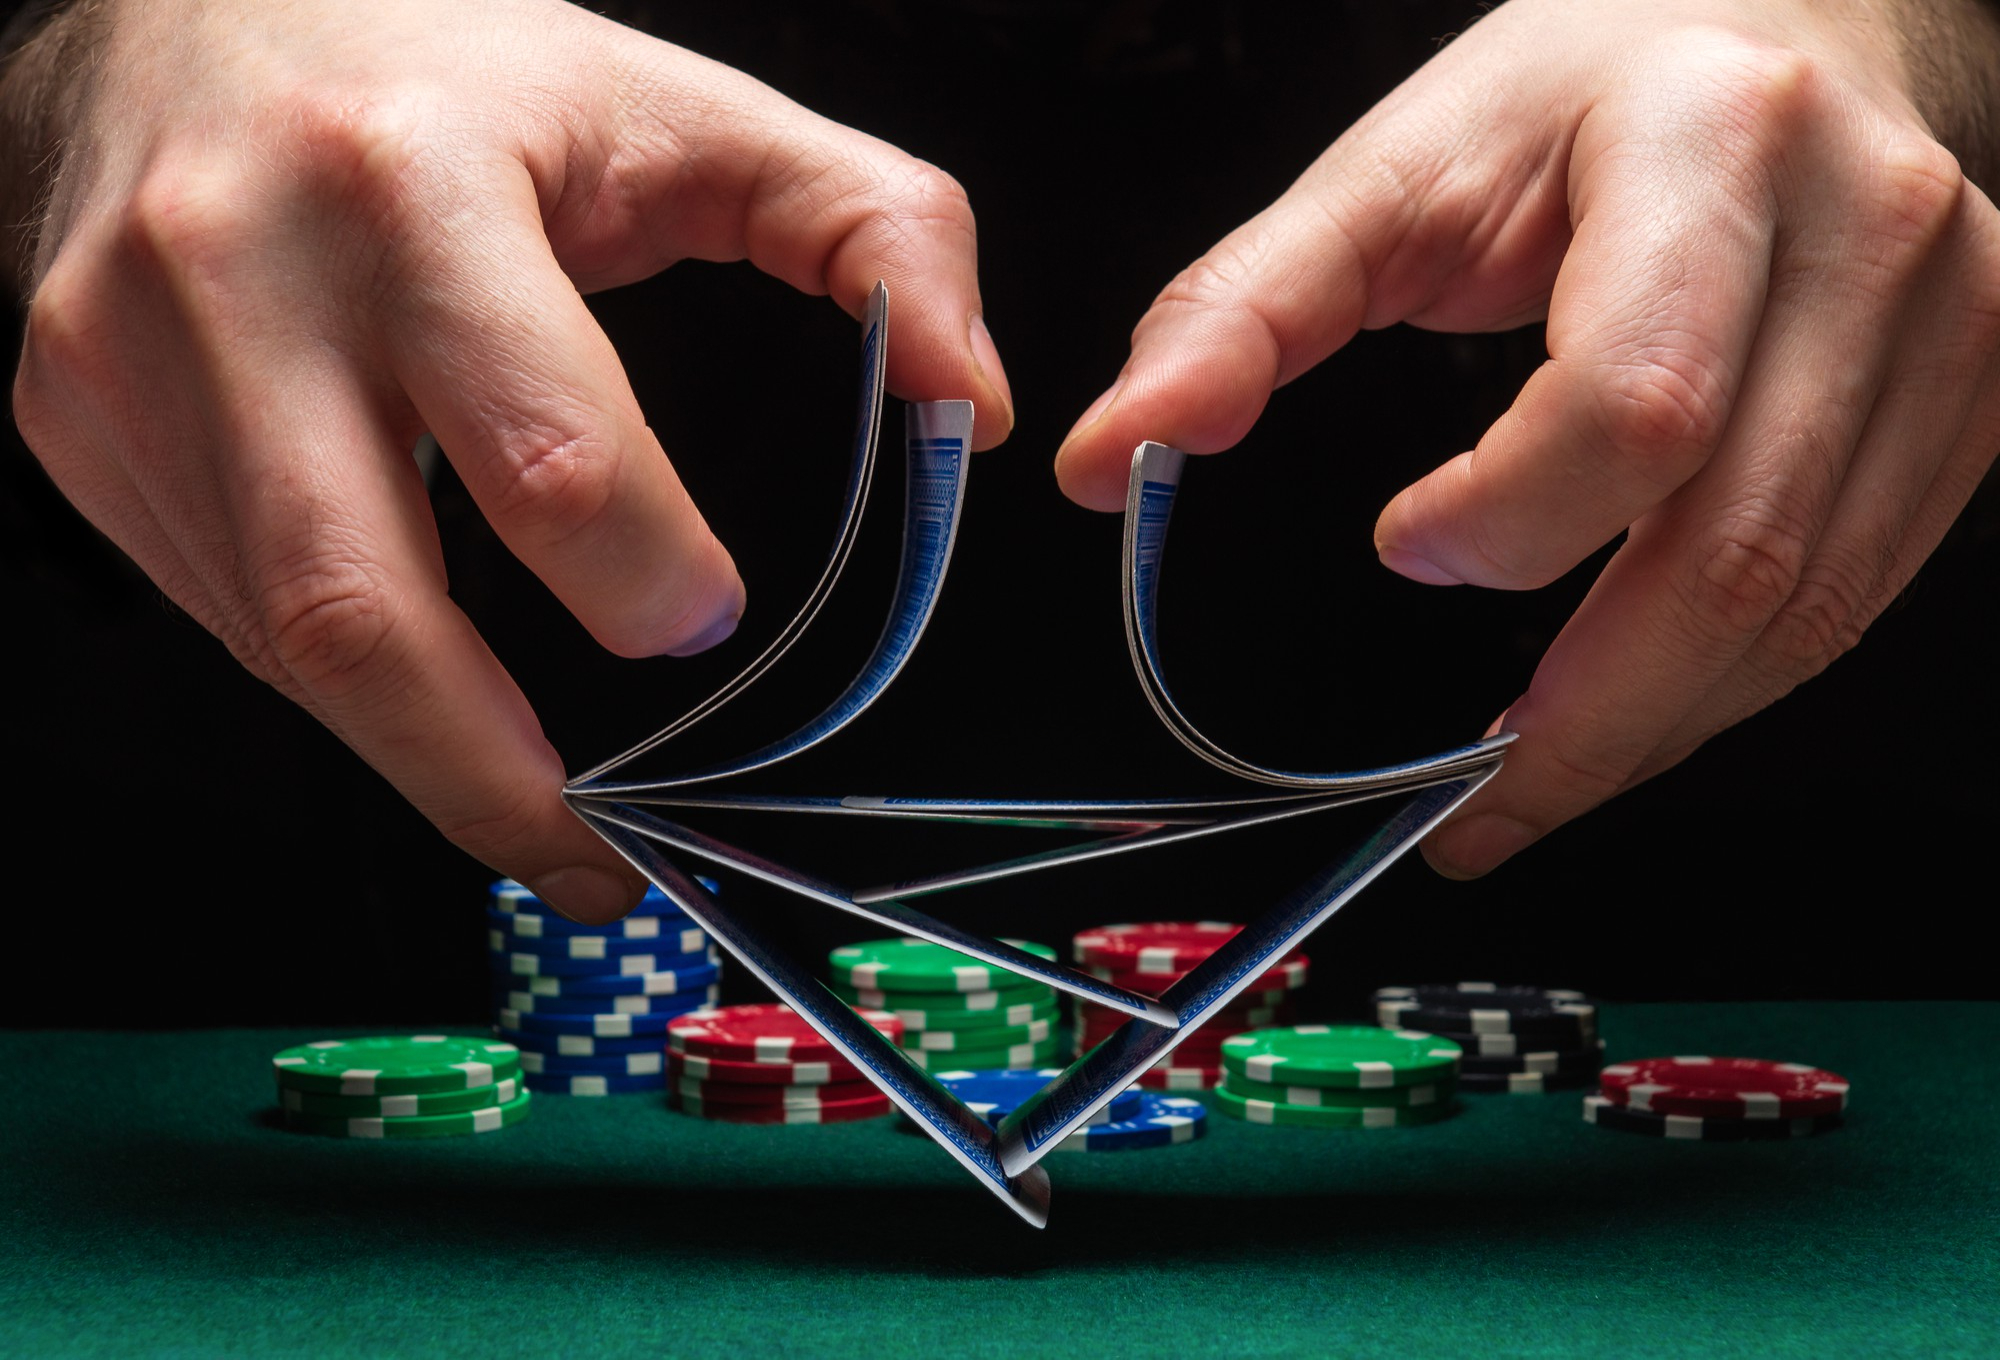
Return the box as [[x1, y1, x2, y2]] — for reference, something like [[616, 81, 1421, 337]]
[[2, 0, 1014, 921], [1052, 0, 2000, 878]]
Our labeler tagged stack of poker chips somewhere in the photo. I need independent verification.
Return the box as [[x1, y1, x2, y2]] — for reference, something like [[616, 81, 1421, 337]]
[[272, 1035, 532, 1138], [1585, 1055, 1849, 1140], [487, 878, 722, 1096], [827, 937, 1061, 1072], [913, 1068, 1208, 1152], [1373, 983, 1605, 1094], [1069, 921, 1305, 1090], [665, 1003, 898, 1123], [1214, 1025, 1462, 1129]]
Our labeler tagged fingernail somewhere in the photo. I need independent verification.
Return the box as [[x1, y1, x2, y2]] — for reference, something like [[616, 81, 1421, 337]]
[[1424, 813, 1541, 879], [530, 865, 643, 924], [666, 610, 741, 658], [1378, 546, 1464, 586], [1057, 376, 1125, 457], [968, 314, 1013, 430]]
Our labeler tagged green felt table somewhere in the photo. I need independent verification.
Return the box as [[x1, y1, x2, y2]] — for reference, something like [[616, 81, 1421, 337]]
[[3, 1002, 1996, 1359]]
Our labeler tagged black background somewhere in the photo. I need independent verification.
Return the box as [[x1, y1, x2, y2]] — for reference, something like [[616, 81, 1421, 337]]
[[3, 1, 1994, 1027]]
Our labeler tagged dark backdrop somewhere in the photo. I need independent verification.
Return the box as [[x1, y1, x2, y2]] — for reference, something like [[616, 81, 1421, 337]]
[[4, 1, 1994, 1027]]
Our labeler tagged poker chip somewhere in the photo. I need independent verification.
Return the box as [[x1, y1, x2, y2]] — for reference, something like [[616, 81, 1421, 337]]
[[891, 997, 1058, 1033], [517, 1049, 664, 1077], [495, 1027, 665, 1057], [1053, 1094, 1208, 1151], [282, 1088, 533, 1139], [669, 1089, 892, 1124], [495, 985, 719, 1018], [490, 945, 715, 978], [1071, 921, 1242, 972], [488, 922, 713, 959], [1599, 1056, 1851, 1119], [499, 965, 721, 999], [673, 1075, 882, 1108], [666, 1003, 901, 1063], [667, 1051, 863, 1087], [272, 1036, 521, 1096], [831, 979, 1050, 1013], [1221, 1026, 1461, 1089], [279, 1075, 523, 1119], [1582, 1094, 1845, 1140], [1215, 1085, 1458, 1129], [1221, 1074, 1455, 1109], [495, 1008, 681, 1038], [484, 906, 685, 941], [1454, 1039, 1607, 1074], [1373, 983, 1596, 1040], [521, 1071, 667, 1096], [828, 937, 1058, 994], [490, 878, 703, 919], [1458, 1069, 1597, 1094], [931, 1068, 1144, 1127], [904, 1036, 1061, 1071], [1087, 955, 1308, 997], [907, 1017, 1053, 1052], [1134, 1065, 1224, 1091]]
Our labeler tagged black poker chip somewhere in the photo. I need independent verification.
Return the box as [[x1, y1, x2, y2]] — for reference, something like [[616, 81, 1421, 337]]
[[1374, 983, 1597, 1041]]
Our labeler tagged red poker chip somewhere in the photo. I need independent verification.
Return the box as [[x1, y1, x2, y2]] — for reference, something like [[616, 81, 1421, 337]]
[[1085, 955, 1309, 997], [1072, 921, 1243, 972], [666, 1050, 863, 1086], [669, 1088, 892, 1124], [665, 1003, 901, 1063], [672, 1074, 882, 1107], [1599, 1056, 1851, 1119]]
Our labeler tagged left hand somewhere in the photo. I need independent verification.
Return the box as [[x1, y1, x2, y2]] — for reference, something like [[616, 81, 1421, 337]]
[[1051, 0, 2000, 876]]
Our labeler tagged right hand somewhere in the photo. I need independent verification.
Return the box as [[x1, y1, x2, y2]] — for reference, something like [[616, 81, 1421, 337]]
[[9, 0, 1013, 919]]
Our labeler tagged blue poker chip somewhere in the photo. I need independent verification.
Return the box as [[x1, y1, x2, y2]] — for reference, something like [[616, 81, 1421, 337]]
[[487, 959, 722, 996], [489, 877, 719, 919], [517, 1048, 667, 1077], [521, 1070, 669, 1096], [486, 943, 717, 979], [1052, 1093, 1208, 1152], [495, 1025, 664, 1056], [486, 923, 712, 959], [933, 1068, 1145, 1128], [496, 1007, 680, 1037], [493, 984, 719, 1018], [483, 906, 698, 941]]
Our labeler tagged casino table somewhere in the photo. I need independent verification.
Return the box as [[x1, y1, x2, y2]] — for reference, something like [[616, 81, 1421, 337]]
[[4, 1000, 1995, 1359]]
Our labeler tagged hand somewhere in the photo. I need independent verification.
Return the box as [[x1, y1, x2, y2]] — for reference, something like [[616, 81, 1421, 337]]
[[1052, 0, 2000, 876], [7, 0, 1013, 919]]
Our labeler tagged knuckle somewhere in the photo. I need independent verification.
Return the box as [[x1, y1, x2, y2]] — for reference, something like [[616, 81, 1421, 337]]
[[1763, 541, 1887, 672], [1684, 500, 1817, 639], [250, 556, 401, 703], [279, 93, 439, 218], [119, 163, 260, 282], [14, 260, 102, 437], [1589, 349, 1729, 472], [1694, 38, 1825, 147], [1858, 136, 1964, 253], [473, 423, 621, 548], [433, 787, 549, 863], [1533, 732, 1631, 809]]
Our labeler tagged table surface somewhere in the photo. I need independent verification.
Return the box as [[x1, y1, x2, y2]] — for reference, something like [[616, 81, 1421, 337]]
[[4, 1002, 1995, 1360]]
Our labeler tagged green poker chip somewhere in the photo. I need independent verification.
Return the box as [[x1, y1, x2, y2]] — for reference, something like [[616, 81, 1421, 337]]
[[903, 1035, 1063, 1071], [1220, 1072, 1456, 1109], [281, 1088, 534, 1139], [278, 1074, 523, 1119], [889, 996, 1059, 1033], [1214, 1085, 1459, 1128], [272, 1035, 522, 1096], [1219, 1026, 1461, 1089], [903, 1016, 1054, 1053], [829, 938, 1057, 994], [831, 978, 1053, 1013]]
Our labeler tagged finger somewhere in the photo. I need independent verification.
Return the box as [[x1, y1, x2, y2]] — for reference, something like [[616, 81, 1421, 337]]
[[379, 164, 747, 662], [555, 27, 1013, 448], [1423, 200, 1939, 876], [1373, 107, 1777, 589], [1047, 89, 1556, 511], [1638, 234, 2000, 776], [210, 363, 651, 921]]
